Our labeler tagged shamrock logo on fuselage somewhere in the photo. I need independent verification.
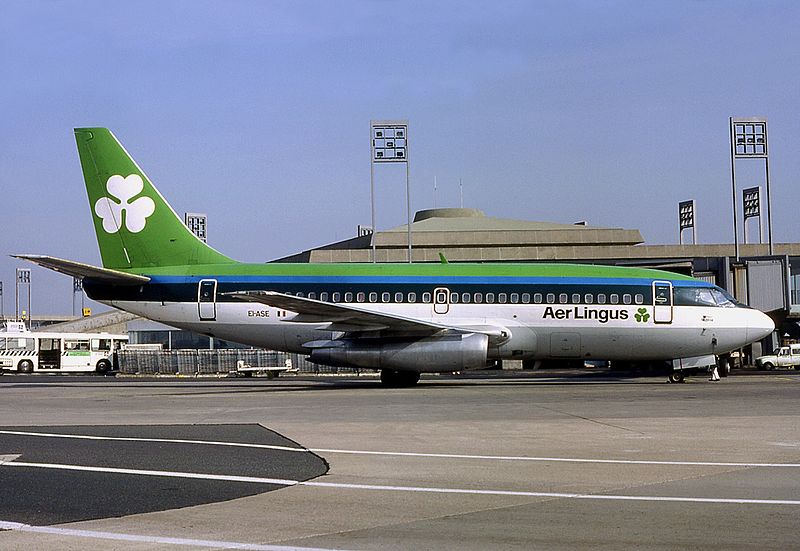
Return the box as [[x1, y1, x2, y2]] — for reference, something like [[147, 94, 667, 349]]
[[94, 174, 155, 233], [634, 307, 650, 323]]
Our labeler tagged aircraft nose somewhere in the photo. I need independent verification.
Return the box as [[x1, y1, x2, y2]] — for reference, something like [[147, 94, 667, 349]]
[[747, 310, 775, 342]]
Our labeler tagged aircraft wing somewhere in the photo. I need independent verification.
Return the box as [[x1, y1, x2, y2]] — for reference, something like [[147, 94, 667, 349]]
[[12, 254, 150, 285], [226, 290, 507, 338]]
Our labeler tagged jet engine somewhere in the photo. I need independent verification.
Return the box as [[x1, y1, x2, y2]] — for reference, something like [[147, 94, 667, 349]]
[[309, 333, 489, 372]]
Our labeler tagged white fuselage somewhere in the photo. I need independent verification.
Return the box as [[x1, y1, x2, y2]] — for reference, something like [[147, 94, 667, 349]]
[[106, 298, 773, 368]]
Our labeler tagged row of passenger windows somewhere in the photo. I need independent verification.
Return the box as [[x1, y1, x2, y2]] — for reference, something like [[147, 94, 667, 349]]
[[294, 290, 646, 305]]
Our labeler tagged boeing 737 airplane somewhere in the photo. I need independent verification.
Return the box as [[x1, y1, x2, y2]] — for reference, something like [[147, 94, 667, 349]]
[[16, 128, 774, 385]]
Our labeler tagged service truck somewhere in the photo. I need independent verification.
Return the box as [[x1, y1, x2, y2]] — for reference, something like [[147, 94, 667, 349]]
[[755, 344, 800, 370]]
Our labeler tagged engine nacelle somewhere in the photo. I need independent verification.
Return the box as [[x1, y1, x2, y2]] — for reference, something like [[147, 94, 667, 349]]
[[309, 333, 489, 373]]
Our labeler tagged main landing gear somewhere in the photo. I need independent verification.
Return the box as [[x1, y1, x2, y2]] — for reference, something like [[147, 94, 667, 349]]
[[380, 369, 421, 387]]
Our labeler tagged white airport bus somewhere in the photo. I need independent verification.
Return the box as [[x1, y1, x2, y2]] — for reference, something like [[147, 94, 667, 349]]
[[0, 323, 127, 375]]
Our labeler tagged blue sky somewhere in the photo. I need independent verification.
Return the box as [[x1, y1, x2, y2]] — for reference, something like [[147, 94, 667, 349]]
[[1, 1, 799, 315]]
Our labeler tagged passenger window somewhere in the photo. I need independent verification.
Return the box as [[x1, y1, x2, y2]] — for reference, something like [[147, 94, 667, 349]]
[[450, 293, 459, 304], [461, 293, 471, 303], [369, 292, 377, 303], [546, 293, 555, 304], [498, 293, 507, 304], [332, 292, 341, 302], [474, 292, 483, 303], [623, 294, 632, 305], [320, 292, 329, 302], [422, 292, 431, 303], [382, 292, 390, 303], [510, 293, 519, 304], [634, 294, 644, 305], [572, 293, 581, 304], [584, 294, 594, 304], [521, 293, 530, 304], [559, 293, 568, 304], [344, 292, 353, 302], [486, 293, 495, 304], [408, 292, 417, 303], [308, 292, 316, 300], [356, 292, 365, 303], [395, 292, 403, 303], [597, 293, 607, 304], [297, 292, 305, 298], [610, 294, 619, 304], [534, 293, 543, 304]]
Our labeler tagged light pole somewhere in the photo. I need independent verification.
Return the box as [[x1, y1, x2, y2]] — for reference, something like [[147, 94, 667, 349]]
[[370, 120, 411, 263], [730, 118, 772, 260], [678, 200, 696, 245], [16, 268, 31, 324]]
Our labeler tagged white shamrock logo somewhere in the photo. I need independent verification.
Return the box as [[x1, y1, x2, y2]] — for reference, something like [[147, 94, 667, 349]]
[[94, 174, 155, 233]]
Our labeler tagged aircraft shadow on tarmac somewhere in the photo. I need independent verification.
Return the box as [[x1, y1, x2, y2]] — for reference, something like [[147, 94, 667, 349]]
[[0, 424, 328, 525]]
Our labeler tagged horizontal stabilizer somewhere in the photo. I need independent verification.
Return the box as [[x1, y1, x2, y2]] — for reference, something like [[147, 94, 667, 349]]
[[12, 255, 150, 285]]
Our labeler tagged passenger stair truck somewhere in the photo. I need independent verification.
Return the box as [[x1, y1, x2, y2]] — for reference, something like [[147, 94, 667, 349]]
[[755, 344, 800, 370]]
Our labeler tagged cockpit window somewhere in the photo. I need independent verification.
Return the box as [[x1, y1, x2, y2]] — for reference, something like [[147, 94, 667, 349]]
[[674, 286, 743, 308], [710, 288, 737, 308]]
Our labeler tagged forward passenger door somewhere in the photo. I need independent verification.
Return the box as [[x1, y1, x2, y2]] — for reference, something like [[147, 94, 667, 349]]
[[652, 281, 673, 324]]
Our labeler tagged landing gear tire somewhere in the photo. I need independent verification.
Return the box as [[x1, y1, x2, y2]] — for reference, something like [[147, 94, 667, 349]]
[[380, 369, 420, 387], [668, 371, 685, 384], [18, 360, 34, 374]]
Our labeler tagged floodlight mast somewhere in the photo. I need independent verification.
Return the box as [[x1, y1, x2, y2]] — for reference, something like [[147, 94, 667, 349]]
[[742, 186, 763, 245], [678, 200, 696, 245], [370, 120, 412, 263], [729, 117, 772, 261]]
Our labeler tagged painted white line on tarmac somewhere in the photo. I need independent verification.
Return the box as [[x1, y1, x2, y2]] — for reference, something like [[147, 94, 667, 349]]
[[3, 460, 800, 506], [3, 429, 799, 468], [0, 521, 344, 551], [0, 429, 304, 453]]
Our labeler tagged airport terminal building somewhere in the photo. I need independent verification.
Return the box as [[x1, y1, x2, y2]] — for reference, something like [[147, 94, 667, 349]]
[[276, 207, 799, 361]]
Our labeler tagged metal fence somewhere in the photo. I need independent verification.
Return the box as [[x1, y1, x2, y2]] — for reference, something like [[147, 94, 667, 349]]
[[117, 349, 361, 376]]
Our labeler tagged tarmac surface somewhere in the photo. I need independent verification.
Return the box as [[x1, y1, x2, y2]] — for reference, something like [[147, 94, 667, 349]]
[[1, 369, 799, 550]]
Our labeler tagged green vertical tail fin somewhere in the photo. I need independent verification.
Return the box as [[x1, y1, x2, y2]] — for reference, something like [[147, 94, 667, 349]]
[[75, 128, 235, 269]]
